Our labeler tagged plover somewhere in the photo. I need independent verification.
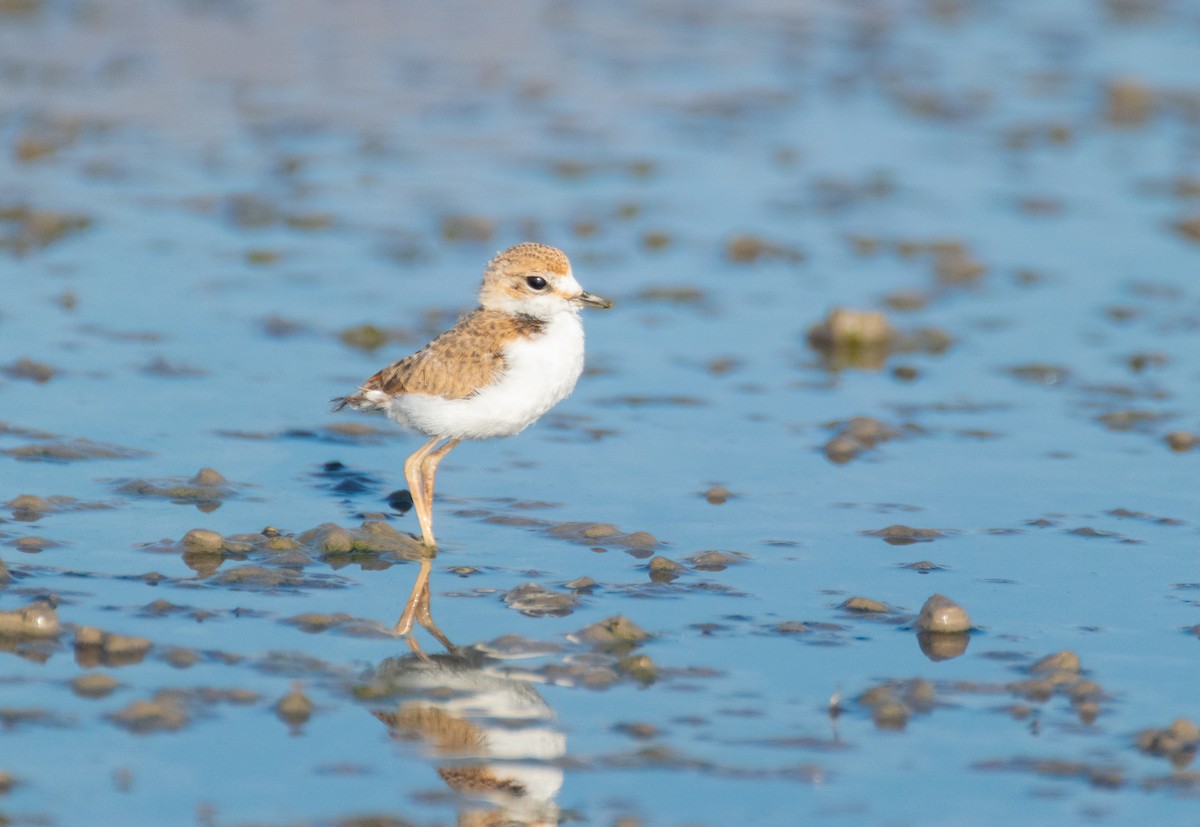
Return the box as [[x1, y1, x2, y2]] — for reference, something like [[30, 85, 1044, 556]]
[[334, 243, 612, 551]]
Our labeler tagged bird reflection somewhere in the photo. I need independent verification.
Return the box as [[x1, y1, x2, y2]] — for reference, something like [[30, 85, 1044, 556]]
[[366, 569, 564, 827]]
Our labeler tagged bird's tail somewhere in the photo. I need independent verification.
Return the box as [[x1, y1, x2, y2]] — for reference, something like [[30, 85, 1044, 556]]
[[330, 389, 387, 413]]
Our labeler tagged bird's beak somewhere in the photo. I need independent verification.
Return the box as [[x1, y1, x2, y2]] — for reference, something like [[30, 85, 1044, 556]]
[[575, 291, 613, 309]]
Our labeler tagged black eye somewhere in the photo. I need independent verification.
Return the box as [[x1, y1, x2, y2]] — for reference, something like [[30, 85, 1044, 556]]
[[526, 276, 548, 291]]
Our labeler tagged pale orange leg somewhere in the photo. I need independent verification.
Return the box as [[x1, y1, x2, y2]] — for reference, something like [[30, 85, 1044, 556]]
[[419, 438, 460, 540], [403, 436, 442, 547]]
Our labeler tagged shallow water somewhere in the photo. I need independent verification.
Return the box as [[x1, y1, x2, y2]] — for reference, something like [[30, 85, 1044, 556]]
[[2, 0, 1200, 825]]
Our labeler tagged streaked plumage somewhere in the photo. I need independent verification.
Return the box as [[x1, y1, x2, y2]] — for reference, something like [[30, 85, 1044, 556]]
[[333, 242, 611, 579]]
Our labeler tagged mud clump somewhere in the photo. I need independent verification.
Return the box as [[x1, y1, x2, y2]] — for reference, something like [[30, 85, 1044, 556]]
[[2, 357, 57, 383], [864, 525, 944, 545], [275, 684, 315, 730], [688, 550, 743, 571], [724, 234, 805, 264], [858, 680, 937, 730], [823, 416, 902, 464], [6, 493, 106, 521], [547, 521, 660, 555], [575, 616, 651, 649], [1105, 77, 1156, 126], [74, 627, 152, 668], [5, 439, 145, 462], [440, 214, 494, 243], [1007, 364, 1071, 387], [1165, 431, 1199, 452], [839, 597, 890, 614], [648, 556, 684, 582], [71, 673, 120, 698], [338, 323, 403, 352], [297, 521, 426, 555], [1173, 216, 1200, 243], [118, 468, 236, 506], [0, 204, 92, 255], [502, 583, 578, 617], [1030, 650, 1081, 675], [1137, 718, 1199, 767], [108, 692, 189, 734]]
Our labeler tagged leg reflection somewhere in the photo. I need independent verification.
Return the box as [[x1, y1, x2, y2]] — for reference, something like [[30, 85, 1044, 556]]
[[394, 555, 456, 658]]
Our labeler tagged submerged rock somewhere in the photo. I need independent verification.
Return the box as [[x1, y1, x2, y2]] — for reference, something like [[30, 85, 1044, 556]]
[[575, 615, 651, 647], [840, 597, 891, 614], [108, 692, 189, 734], [1030, 650, 1081, 675], [864, 525, 944, 545], [823, 416, 902, 464], [1137, 718, 1200, 766], [502, 583, 577, 617], [648, 556, 684, 582], [118, 468, 235, 505], [74, 627, 152, 668]]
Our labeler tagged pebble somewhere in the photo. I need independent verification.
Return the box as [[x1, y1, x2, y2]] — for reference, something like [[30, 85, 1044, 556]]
[[617, 654, 658, 684], [1165, 431, 1199, 452], [0, 602, 60, 637], [914, 594, 972, 633], [181, 529, 224, 554], [703, 486, 733, 504]]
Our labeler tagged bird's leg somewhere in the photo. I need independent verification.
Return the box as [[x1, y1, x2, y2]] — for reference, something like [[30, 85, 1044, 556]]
[[415, 439, 460, 547], [403, 436, 442, 547], [420, 434, 460, 518]]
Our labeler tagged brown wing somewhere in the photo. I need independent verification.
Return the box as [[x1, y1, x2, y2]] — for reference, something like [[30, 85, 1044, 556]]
[[336, 310, 512, 411]]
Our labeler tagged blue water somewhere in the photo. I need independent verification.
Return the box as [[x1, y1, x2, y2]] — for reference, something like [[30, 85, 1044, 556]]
[[2, 1, 1200, 824]]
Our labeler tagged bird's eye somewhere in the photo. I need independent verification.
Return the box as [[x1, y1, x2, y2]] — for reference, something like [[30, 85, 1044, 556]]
[[525, 276, 548, 291]]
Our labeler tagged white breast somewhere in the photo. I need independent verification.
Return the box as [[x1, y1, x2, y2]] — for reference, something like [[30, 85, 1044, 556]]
[[389, 312, 585, 440]]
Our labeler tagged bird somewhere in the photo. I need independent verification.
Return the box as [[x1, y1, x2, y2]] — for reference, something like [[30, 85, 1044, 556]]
[[333, 242, 612, 552]]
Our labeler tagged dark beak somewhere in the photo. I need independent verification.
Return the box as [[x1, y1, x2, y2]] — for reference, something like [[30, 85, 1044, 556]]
[[576, 291, 613, 309]]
